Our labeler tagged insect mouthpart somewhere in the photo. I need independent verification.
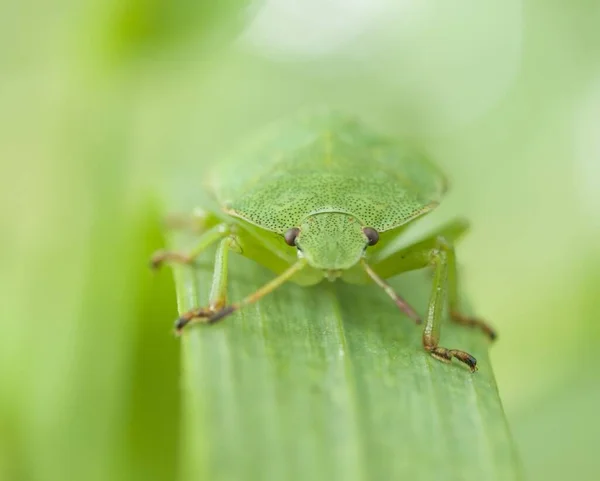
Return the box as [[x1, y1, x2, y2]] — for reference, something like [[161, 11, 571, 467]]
[[324, 270, 343, 282]]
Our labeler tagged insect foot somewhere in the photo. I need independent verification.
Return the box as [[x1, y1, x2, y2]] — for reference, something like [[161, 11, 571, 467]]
[[149, 249, 192, 270], [174, 307, 211, 333], [427, 346, 478, 373], [450, 310, 497, 341], [174, 305, 236, 335]]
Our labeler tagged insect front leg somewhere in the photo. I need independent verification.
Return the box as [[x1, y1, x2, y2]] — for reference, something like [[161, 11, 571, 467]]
[[421, 240, 478, 372], [370, 219, 495, 341], [367, 219, 496, 371], [175, 235, 241, 333], [176, 257, 308, 333]]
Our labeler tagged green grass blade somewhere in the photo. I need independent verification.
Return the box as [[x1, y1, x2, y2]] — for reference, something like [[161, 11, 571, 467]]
[[172, 247, 521, 481]]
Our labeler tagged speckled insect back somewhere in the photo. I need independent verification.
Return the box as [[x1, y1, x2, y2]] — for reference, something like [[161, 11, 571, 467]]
[[211, 111, 446, 234], [152, 109, 496, 373]]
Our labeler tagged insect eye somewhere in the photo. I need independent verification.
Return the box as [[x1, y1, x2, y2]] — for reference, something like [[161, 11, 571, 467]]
[[284, 227, 300, 246], [363, 227, 379, 246]]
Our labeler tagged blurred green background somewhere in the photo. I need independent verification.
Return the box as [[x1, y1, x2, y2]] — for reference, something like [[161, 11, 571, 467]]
[[1, 1, 599, 480]]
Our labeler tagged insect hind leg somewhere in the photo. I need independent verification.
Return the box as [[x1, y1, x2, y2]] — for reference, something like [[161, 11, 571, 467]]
[[150, 222, 230, 269]]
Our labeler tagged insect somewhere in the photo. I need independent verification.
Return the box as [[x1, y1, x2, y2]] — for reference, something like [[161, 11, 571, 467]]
[[152, 110, 496, 372]]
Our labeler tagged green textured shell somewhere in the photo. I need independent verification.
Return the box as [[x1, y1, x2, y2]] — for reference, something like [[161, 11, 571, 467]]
[[206, 111, 448, 234]]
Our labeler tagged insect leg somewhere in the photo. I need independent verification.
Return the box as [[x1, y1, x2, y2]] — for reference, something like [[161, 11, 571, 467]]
[[370, 218, 495, 341], [161, 208, 216, 233], [175, 258, 308, 333], [444, 244, 497, 341], [361, 259, 421, 324], [422, 242, 478, 372], [150, 223, 230, 269], [208, 236, 240, 311], [173, 235, 240, 333]]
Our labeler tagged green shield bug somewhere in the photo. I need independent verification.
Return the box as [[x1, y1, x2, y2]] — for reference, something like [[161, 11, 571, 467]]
[[152, 110, 496, 372]]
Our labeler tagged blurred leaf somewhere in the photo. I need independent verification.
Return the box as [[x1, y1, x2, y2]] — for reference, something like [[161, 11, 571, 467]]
[[120, 203, 182, 481], [170, 240, 521, 481], [103, 0, 252, 59], [510, 374, 600, 481]]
